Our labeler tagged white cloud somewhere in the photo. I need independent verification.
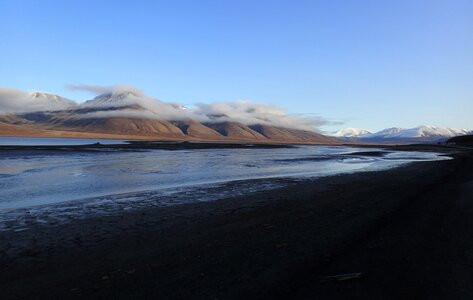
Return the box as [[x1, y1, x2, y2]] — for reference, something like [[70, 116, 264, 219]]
[[68, 84, 196, 121], [66, 84, 145, 97], [0, 87, 76, 113], [193, 100, 326, 131]]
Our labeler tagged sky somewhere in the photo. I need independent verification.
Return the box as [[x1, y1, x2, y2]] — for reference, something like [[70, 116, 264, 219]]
[[1, 0, 472, 132]]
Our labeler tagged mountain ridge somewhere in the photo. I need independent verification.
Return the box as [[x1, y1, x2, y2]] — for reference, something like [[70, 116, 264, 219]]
[[0, 91, 338, 144], [2, 89, 469, 145], [333, 125, 472, 143]]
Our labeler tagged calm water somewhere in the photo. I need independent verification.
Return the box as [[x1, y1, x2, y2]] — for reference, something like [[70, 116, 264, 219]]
[[0, 142, 448, 211], [0, 137, 126, 145]]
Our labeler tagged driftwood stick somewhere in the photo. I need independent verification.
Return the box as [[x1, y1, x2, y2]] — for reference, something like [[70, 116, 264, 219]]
[[319, 272, 362, 283]]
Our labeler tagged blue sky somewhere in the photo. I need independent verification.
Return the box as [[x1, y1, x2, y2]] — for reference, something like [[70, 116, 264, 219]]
[[1, 0, 472, 131]]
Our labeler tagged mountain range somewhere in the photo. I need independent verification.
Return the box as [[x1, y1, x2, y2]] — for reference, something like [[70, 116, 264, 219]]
[[333, 126, 472, 143], [0, 91, 337, 144], [0, 89, 470, 144]]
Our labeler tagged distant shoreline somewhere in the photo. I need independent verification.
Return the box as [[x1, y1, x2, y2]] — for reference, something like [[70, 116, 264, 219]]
[[0, 135, 462, 151], [0, 140, 295, 150]]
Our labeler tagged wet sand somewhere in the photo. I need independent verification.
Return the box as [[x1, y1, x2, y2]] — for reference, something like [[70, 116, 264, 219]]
[[1, 146, 472, 299]]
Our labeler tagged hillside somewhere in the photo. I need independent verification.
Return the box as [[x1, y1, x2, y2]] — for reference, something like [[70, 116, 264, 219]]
[[0, 107, 339, 144], [447, 135, 473, 147], [0, 89, 341, 144]]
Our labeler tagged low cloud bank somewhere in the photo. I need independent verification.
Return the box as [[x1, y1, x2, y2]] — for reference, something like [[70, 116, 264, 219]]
[[194, 101, 325, 131], [0, 85, 327, 131], [0, 88, 75, 113], [67, 84, 145, 97]]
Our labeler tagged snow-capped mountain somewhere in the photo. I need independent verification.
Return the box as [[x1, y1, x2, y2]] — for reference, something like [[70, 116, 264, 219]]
[[78, 91, 190, 122], [333, 126, 472, 143], [333, 128, 372, 138], [380, 126, 470, 139], [29, 92, 76, 110], [81, 91, 142, 107], [372, 127, 404, 137]]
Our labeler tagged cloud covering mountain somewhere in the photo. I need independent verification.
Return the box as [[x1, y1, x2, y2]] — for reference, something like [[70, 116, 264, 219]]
[[0, 88, 76, 113], [0, 85, 326, 132]]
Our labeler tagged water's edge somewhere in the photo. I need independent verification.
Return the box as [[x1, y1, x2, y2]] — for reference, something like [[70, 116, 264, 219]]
[[0, 144, 450, 231]]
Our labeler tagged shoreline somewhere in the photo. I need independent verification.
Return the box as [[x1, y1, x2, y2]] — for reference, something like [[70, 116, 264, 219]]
[[1, 147, 472, 299], [0, 140, 460, 153], [0, 145, 449, 215], [0, 132, 342, 146], [0, 134, 464, 152], [0, 140, 294, 151]]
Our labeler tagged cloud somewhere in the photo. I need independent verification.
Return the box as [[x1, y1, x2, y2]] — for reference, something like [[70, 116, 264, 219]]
[[68, 84, 196, 121], [66, 84, 145, 97], [1, 84, 328, 131], [193, 100, 327, 131], [0, 87, 76, 113]]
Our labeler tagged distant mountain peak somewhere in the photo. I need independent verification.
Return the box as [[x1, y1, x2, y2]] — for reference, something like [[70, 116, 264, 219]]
[[333, 127, 372, 138], [28, 92, 76, 108], [29, 91, 56, 98], [29, 91, 69, 101], [95, 90, 140, 101], [409, 125, 471, 138], [82, 90, 143, 107], [333, 125, 472, 143]]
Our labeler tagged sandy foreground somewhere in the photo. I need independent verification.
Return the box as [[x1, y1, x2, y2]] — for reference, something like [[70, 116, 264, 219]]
[[1, 146, 472, 299]]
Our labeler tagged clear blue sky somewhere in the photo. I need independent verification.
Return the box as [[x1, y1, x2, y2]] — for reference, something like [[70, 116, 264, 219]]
[[1, 0, 472, 131]]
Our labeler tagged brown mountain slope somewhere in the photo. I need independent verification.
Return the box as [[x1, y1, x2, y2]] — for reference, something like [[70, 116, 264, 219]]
[[0, 122, 44, 136], [204, 122, 268, 141], [12, 110, 186, 138], [0, 121, 150, 140], [58, 118, 186, 137], [249, 124, 338, 144], [0, 114, 35, 125], [172, 120, 223, 139], [0, 108, 341, 144]]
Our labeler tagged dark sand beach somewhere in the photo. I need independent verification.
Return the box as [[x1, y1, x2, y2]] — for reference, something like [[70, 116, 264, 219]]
[[1, 146, 472, 299]]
